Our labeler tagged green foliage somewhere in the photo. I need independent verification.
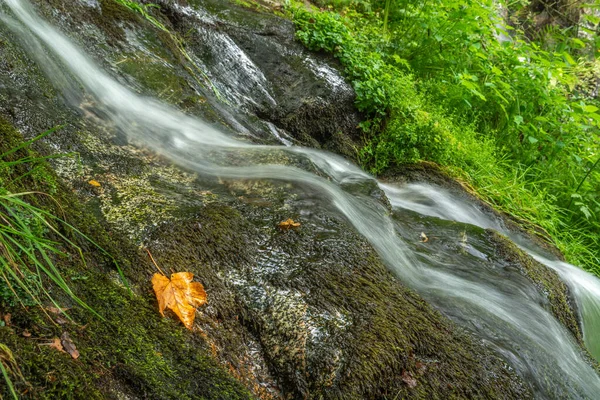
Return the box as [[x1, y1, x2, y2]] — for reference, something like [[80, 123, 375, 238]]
[[290, 0, 600, 273], [0, 344, 20, 400], [0, 128, 111, 316], [112, 0, 164, 30]]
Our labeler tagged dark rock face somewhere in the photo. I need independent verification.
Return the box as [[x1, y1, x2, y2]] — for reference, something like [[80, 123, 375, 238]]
[[145, 198, 531, 399], [0, 0, 572, 398], [160, 0, 364, 158]]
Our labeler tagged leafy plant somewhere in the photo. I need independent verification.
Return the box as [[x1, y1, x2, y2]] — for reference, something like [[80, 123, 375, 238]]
[[289, 0, 600, 273]]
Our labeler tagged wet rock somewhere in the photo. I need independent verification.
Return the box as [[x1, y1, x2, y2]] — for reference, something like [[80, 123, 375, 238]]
[[486, 230, 583, 346], [156, 0, 364, 158], [145, 200, 531, 399], [0, 0, 543, 398]]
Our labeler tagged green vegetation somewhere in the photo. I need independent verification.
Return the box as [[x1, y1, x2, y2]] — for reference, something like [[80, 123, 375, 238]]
[[289, 0, 600, 274], [0, 127, 96, 314], [0, 126, 103, 396], [0, 344, 21, 400]]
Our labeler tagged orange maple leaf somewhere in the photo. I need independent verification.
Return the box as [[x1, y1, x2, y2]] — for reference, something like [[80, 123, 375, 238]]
[[278, 218, 301, 230], [151, 272, 207, 329]]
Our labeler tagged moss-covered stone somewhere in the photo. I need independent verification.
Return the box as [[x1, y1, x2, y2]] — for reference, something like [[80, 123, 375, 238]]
[[0, 118, 253, 400], [145, 198, 531, 399], [486, 230, 583, 345], [0, 0, 587, 397]]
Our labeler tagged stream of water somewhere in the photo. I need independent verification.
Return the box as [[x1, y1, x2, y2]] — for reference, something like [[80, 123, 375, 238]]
[[2, 0, 600, 397]]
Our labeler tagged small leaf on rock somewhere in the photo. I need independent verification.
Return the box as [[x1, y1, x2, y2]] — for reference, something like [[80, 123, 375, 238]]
[[278, 218, 301, 230], [402, 370, 417, 388], [420, 232, 429, 243], [48, 338, 65, 353], [47, 307, 69, 314], [61, 332, 79, 359], [152, 272, 207, 330]]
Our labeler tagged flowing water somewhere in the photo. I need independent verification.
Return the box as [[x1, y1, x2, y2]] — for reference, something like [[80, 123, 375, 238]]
[[2, 0, 600, 397], [384, 182, 600, 366]]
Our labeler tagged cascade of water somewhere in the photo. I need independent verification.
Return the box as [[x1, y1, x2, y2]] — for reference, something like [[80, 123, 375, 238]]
[[2, 0, 599, 397], [381, 181, 600, 363]]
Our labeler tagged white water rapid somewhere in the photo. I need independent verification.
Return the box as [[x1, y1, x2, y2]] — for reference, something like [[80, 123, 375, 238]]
[[2, 0, 600, 397]]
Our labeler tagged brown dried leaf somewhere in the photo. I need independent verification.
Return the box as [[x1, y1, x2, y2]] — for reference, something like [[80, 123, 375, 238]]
[[48, 338, 64, 353], [2, 313, 11, 326], [278, 218, 300, 230], [61, 332, 79, 359], [402, 370, 417, 388], [47, 307, 69, 315], [152, 272, 207, 330]]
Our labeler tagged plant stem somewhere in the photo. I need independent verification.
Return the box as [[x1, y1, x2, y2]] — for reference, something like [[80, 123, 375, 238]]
[[383, 0, 392, 33], [568, 156, 600, 209]]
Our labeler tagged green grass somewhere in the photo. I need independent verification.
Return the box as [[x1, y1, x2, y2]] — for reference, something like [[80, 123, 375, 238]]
[[288, 0, 600, 274], [0, 128, 104, 315], [0, 127, 131, 396], [0, 344, 24, 400]]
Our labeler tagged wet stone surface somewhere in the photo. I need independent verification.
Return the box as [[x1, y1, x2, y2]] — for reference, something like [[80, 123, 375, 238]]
[[0, 0, 587, 398]]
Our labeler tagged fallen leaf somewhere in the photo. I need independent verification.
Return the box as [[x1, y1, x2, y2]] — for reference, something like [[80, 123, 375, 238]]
[[22, 330, 31, 338], [47, 307, 69, 314], [402, 370, 417, 388], [61, 332, 79, 359], [88, 180, 101, 187], [55, 316, 68, 325], [278, 218, 300, 230], [152, 272, 207, 329], [420, 232, 429, 243], [48, 338, 65, 353], [2, 313, 10, 326]]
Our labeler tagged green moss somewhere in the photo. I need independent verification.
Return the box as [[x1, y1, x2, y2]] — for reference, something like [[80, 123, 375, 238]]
[[117, 56, 188, 101], [146, 199, 531, 399], [264, 217, 530, 399], [0, 329, 103, 399], [0, 118, 59, 195], [98, 0, 140, 25], [0, 118, 253, 399]]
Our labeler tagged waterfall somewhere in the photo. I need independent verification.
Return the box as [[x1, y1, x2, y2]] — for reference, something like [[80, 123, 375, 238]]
[[2, 0, 600, 397]]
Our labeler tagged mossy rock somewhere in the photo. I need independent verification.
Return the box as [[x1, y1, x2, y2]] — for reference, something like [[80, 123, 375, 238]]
[[486, 230, 583, 346], [144, 197, 531, 399], [0, 1, 582, 398], [0, 117, 253, 399]]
